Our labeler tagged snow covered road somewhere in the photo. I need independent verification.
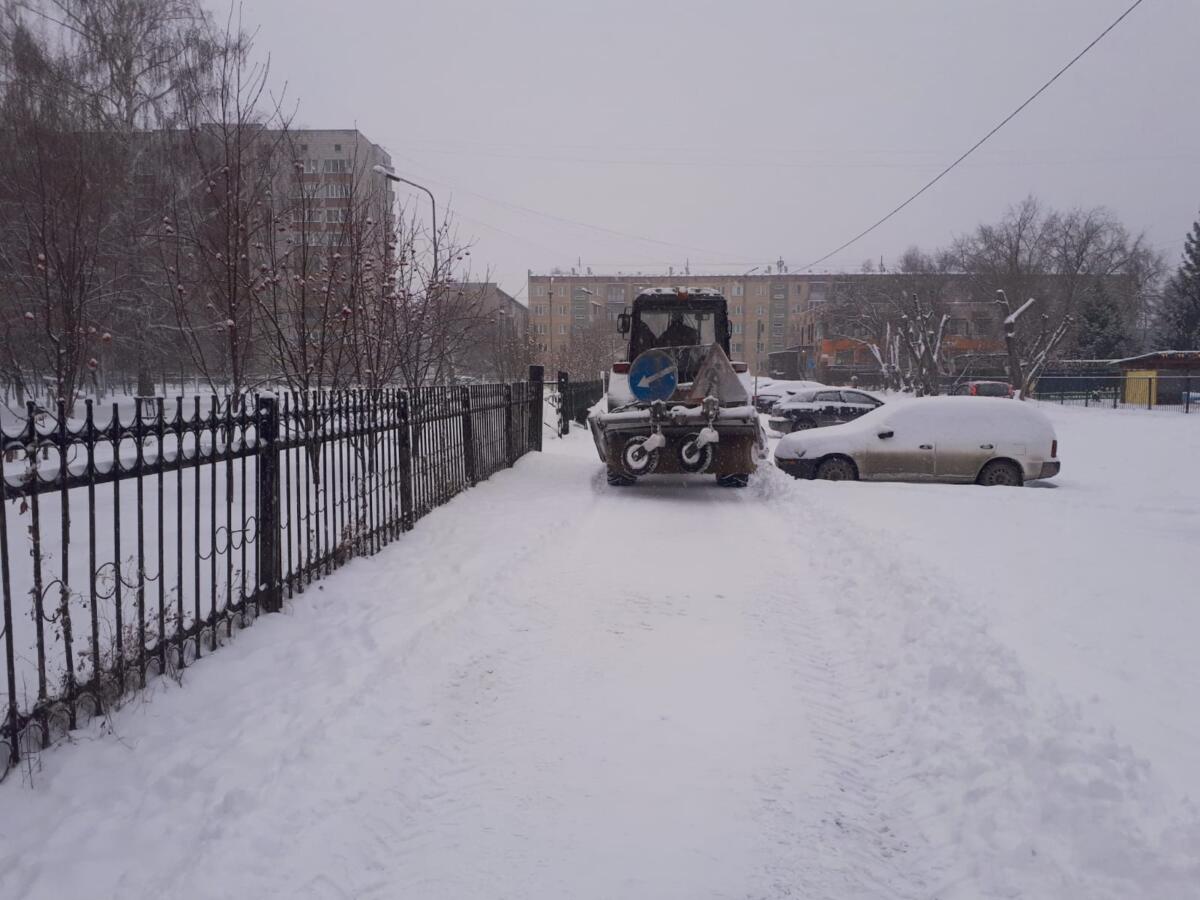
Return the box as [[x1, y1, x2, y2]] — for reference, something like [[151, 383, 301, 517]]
[[2, 407, 1199, 899]]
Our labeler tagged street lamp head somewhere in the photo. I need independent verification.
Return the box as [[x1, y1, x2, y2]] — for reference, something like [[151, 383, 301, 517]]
[[372, 164, 398, 180]]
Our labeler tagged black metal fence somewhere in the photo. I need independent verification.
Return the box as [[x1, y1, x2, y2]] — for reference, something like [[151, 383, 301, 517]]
[[0, 369, 546, 778], [1028, 375, 1196, 412], [818, 372, 1197, 413], [555, 372, 606, 437]]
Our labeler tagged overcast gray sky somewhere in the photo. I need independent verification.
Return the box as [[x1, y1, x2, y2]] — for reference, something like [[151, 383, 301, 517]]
[[240, 0, 1197, 300]]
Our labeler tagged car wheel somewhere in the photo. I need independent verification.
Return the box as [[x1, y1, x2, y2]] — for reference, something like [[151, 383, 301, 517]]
[[716, 473, 749, 488], [816, 457, 857, 481], [977, 459, 1023, 487], [793, 417, 817, 430]]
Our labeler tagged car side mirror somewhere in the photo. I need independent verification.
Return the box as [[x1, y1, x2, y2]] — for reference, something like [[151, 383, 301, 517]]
[[617, 312, 630, 335], [877, 430, 894, 439]]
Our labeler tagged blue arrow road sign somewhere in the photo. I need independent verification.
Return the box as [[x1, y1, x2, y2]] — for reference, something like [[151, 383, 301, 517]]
[[628, 349, 678, 402]]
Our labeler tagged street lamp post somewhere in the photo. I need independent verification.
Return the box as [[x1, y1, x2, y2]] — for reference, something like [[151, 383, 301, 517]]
[[372, 164, 439, 287]]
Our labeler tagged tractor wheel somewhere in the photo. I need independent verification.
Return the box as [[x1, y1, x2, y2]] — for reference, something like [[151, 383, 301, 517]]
[[677, 432, 715, 474], [716, 473, 750, 488], [620, 435, 660, 478]]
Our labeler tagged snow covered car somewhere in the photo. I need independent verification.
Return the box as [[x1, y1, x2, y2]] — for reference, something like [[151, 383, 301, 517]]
[[773, 396, 1060, 486], [767, 388, 884, 433], [752, 379, 826, 413]]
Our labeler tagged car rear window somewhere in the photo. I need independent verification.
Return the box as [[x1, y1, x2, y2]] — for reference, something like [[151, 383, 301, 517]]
[[975, 382, 1010, 396]]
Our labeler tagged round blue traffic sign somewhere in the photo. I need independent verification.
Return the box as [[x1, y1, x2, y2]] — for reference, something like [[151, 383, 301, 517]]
[[628, 349, 678, 402]]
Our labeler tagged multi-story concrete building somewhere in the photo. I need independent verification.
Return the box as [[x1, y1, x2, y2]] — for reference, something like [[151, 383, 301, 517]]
[[453, 282, 530, 379], [527, 270, 1005, 379], [268, 128, 395, 242]]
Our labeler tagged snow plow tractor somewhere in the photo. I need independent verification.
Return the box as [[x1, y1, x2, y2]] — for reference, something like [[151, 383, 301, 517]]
[[589, 287, 764, 487]]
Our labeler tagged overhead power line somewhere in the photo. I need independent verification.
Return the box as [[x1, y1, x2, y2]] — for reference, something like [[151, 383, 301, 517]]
[[388, 152, 757, 264], [798, 0, 1150, 271]]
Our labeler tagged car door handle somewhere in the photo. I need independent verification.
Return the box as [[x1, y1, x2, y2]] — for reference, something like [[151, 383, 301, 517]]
[[980, 443, 994, 450], [919, 444, 933, 450]]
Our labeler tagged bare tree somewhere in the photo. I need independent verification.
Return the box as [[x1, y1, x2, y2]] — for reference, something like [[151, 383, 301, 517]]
[[994, 290, 1072, 398], [0, 19, 119, 411], [156, 16, 280, 397], [24, 0, 216, 396]]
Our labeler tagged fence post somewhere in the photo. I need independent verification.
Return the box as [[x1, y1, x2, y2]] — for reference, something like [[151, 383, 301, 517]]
[[256, 396, 283, 614], [1185, 376, 1191, 414], [1147, 376, 1153, 411], [529, 365, 545, 452], [557, 370, 570, 437], [398, 392, 414, 530], [503, 383, 514, 466], [460, 386, 477, 486], [0, 458, 17, 772]]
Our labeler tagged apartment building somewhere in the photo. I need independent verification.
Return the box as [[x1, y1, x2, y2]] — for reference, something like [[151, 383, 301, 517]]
[[526, 270, 1007, 379], [268, 128, 395, 241]]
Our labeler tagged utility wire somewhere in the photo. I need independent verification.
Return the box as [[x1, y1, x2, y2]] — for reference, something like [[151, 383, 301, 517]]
[[798, 0, 1150, 271], [388, 152, 758, 264]]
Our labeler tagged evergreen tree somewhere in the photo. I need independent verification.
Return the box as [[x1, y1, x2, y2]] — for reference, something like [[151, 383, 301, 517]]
[[1074, 279, 1128, 359], [1157, 215, 1200, 349]]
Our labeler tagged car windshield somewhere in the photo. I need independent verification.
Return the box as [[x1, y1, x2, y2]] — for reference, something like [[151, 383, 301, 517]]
[[975, 382, 1010, 396]]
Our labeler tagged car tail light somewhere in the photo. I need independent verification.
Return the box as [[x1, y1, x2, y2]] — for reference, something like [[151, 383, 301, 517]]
[[1051, 439, 1058, 458], [612, 362, 630, 374], [732, 361, 748, 373]]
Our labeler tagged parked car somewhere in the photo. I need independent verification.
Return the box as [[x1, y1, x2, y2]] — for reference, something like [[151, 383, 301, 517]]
[[752, 379, 826, 413], [767, 388, 884, 433], [952, 380, 1014, 398], [773, 396, 1060, 486]]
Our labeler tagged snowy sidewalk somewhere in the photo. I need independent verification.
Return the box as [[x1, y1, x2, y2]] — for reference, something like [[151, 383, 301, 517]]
[[2, 416, 1198, 899]]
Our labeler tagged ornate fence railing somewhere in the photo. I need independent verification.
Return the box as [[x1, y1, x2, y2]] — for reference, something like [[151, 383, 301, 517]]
[[0, 368, 546, 778], [555, 372, 606, 436]]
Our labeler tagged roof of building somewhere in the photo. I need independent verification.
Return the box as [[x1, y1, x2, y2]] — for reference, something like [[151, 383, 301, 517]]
[[1114, 350, 1200, 365]]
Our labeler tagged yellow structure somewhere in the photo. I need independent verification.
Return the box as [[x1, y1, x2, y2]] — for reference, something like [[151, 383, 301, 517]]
[[1123, 369, 1157, 407]]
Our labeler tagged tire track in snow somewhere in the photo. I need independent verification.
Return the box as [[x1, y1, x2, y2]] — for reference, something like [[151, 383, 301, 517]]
[[752, 464, 1200, 899]]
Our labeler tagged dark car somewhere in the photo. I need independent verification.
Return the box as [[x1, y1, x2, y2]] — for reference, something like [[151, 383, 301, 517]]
[[952, 380, 1014, 398], [767, 388, 884, 433]]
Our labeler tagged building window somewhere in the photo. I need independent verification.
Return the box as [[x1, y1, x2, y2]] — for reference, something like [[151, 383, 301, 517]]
[[533, 304, 546, 316], [535, 323, 547, 335], [809, 282, 828, 303], [558, 304, 568, 316], [326, 183, 351, 199], [732, 341, 742, 354], [756, 284, 766, 297], [532, 284, 547, 297], [946, 318, 970, 336], [558, 324, 567, 335], [733, 323, 743, 334], [606, 284, 625, 303], [731, 283, 744, 297], [792, 304, 803, 314], [732, 305, 742, 315], [325, 208, 346, 224], [756, 306, 765, 316], [322, 158, 349, 174], [334, 143, 342, 152]]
